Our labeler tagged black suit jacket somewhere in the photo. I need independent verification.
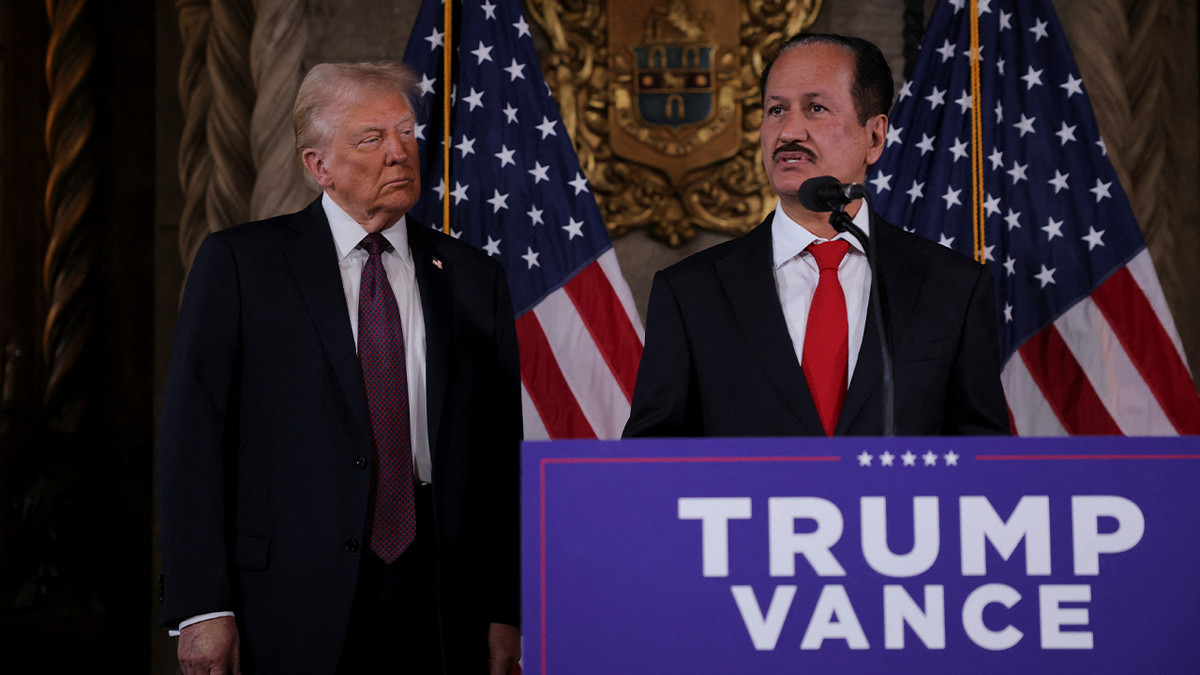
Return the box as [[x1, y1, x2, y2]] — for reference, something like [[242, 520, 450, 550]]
[[159, 198, 522, 673], [623, 211, 1010, 437]]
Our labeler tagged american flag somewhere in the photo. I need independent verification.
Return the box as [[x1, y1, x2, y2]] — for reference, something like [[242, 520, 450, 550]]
[[403, 0, 645, 439], [870, 0, 1200, 435]]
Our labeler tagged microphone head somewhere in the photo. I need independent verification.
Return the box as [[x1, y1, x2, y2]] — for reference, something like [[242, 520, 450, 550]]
[[797, 175, 841, 212]]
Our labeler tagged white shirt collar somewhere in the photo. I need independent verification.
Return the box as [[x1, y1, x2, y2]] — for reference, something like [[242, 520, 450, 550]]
[[322, 192, 411, 265], [771, 201, 871, 269]]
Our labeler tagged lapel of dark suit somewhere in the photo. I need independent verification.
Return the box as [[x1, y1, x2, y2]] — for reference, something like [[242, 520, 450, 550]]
[[716, 213, 825, 436], [836, 212, 926, 434], [407, 220, 454, 456], [282, 198, 371, 440]]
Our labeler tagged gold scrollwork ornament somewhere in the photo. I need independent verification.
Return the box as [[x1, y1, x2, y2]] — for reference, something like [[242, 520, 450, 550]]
[[524, 0, 821, 245]]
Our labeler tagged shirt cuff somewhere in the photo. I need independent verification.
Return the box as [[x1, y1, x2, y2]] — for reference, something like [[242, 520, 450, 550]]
[[168, 611, 236, 637]]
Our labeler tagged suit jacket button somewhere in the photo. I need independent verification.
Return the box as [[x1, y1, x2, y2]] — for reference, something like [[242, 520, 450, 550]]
[[344, 538, 359, 553], [355, 455, 367, 468]]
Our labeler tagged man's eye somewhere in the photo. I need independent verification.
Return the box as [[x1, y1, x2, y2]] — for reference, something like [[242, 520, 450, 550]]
[[810, 104, 826, 113], [769, 105, 784, 115]]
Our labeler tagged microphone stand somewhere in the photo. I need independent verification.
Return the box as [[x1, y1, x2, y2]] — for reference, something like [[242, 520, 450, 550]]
[[828, 194, 895, 436]]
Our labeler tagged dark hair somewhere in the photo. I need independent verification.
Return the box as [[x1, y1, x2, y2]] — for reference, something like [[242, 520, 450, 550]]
[[759, 33, 895, 126]]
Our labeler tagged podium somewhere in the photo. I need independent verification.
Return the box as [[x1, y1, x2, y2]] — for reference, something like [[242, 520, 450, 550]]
[[521, 436, 1200, 674]]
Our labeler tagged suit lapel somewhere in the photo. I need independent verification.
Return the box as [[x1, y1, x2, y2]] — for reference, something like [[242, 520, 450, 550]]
[[408, 221, 454, 455], [835, 213, 926, 433], [282, 199, 371, 440], [716, 214, 825, 436]]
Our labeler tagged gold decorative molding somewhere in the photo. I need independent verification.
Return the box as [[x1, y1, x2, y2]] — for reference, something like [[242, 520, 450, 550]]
[[524, 0, 821, 245]]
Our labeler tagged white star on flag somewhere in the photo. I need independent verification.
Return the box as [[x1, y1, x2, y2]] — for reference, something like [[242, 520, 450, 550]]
[[869, 173, 892, 192], [504, 58, 525, 81], [922, 451, 938, 467], [528, 161, 550, 183], [917, 133, 936, 155], [471, 41, 493, 63], [487, 189, 509, 213], [926, 86, 946, 109], [1043, 216, 1065, 240], [936, 39, 957, 61], [1082, 227, 1106, 250], [568, 172, 590, 195], [906, 181, 925, 203], [526, 204, 544, 226], [857, 451, 873, 467], [880, 451, 895, 466], [456, 135, 476, 157], [901, 451, 917, 466], [562, 217, 584, 240], [1048, 170, 1070, 194], [1034, 264, 1057, 288], [1030, 17, 1050, 41], [495, 145, 516, 168], [942, 186, 962, 209]]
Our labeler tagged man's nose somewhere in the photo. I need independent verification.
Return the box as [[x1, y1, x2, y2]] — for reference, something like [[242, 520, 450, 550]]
[[384, 133, 407, 164], [778, 113, 809, 144]]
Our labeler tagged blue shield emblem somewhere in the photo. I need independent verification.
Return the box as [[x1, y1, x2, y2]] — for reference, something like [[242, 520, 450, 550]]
[[632, 44, 715, 129]]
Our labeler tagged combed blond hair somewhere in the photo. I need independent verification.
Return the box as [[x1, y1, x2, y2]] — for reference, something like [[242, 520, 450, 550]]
[[293, 61, 422, 160]]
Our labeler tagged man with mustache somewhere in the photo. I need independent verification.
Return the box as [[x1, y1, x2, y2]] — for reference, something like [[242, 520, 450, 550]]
[[623, 34, 1009, 438], [159, 62, 522, 673]]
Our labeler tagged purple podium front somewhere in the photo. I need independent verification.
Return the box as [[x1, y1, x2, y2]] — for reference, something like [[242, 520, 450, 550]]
[[521, 436, 1200, 674]]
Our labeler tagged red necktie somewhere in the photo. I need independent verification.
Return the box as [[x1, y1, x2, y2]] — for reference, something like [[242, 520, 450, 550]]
[[358, 233, 416, 563], [802, 239, 852, 437]]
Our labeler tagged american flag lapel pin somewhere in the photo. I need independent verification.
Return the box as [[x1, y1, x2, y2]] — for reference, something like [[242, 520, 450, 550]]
[[432, 256, 443, 270]]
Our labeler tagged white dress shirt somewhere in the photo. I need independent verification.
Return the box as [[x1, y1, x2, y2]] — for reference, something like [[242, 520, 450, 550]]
[[771, 202, 873, 383], [171, 196, 432, 637]]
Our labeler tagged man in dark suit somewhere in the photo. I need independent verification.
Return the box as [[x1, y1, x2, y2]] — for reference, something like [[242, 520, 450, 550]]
[[623, 34, 1009, 438], [159, 62, 521, 673]]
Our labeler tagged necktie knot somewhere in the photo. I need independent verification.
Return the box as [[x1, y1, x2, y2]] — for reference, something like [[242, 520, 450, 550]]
[[807, 239, 851, 272], [359, 232, 392, 257]]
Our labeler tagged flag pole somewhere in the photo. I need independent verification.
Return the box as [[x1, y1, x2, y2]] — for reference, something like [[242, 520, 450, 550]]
[[442, 0, 453, 235], [969, 0, 985, 264]]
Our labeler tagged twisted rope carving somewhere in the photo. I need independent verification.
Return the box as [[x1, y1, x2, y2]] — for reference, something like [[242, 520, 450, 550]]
[[177, 0, 215, 270], [901, 0, 923, 80], [43, 0, 97, 431], [249, 0, 313, 220], [1120, 0, 1184, 248], [206, 0, 255, 237]]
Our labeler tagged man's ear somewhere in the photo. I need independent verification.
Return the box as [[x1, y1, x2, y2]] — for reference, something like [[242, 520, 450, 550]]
[[864, 114, 888, 165], [302, 148, 334, 189]]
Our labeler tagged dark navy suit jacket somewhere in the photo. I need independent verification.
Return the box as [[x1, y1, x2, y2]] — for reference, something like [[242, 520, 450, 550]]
[[623, 211, 1010, 437], [159, 198, 521, 673]]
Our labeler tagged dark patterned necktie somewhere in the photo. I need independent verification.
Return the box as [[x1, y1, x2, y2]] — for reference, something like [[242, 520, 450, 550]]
[[802, 239, 852, 437], [358, 232, 415, 563]]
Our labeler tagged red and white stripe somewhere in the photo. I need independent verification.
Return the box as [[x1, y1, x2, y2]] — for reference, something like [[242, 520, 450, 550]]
[[1004, 249, 1200, 436], [518, 249, 645, 439]]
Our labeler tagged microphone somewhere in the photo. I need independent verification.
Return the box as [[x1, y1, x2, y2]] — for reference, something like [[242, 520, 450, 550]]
[[797, 176, 868, 213]]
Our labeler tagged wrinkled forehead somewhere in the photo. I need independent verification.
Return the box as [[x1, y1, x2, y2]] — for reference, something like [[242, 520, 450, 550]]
[[325, 86, 415, 129]]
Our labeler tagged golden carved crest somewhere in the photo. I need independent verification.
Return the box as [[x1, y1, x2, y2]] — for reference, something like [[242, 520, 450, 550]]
[[524, 0, 821, 245]]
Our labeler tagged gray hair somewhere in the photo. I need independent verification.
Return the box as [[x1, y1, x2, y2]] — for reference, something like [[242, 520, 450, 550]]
[[293, 61, 423, 160]]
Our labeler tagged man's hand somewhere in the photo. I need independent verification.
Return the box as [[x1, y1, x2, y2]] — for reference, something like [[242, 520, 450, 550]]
[[178, 615, 241, 675], [487, 622, 521, 675]]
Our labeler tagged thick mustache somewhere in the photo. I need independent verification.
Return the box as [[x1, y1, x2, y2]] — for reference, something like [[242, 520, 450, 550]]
[[773, 143, 816, 162]]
